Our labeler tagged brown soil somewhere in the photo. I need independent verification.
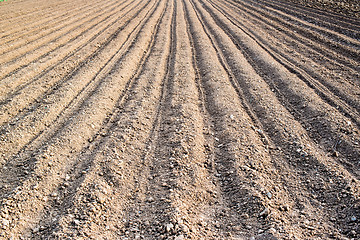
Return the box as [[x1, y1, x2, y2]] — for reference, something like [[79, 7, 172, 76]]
[[0, 0, 359, 239], [283, 0, 360, 18]]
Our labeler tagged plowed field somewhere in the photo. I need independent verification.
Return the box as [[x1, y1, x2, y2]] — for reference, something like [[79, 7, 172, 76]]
[[0, 0, 359, 239]]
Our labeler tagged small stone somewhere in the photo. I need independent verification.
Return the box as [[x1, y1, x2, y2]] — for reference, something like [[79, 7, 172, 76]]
[[303, 219, 310, 225], [51, 192, 58, 197], [279, 205, 289, 211], [1, 219, 9, 229], [182, 224, 189, 232], [98, 195, 106, 204], [350, 216, 357, 222], [90, 206, 97, 213], [259, 208, 269, 217], [174, 235, 185, 240], [268, 227, 276, 234], [166, 223, 174, 232], [266, 192, 272, 199], [332, 151, 338, 157], [73, 219, 80, 225]]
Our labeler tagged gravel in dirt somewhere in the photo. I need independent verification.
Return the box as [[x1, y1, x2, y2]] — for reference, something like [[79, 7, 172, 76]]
[[0, 0, 359, 239]]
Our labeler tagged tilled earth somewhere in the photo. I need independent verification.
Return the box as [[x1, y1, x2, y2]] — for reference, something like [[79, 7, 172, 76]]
[[0, 0, 359, 239], [286, 0, 360, 18]]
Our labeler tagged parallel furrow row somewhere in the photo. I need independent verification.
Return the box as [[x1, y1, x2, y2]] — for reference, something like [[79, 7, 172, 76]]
[[0, 0, 168, 238], [0, 0, 142, 126], [0, 0, 132, 75], [255, 0, 360, 37], [203, 0, 360, 173], [0, 0, 359, 239], [0, 0, 116, 54], [190, 0, 359, 238], [0, 0, 152, 164], [217, 0, 360, 72]]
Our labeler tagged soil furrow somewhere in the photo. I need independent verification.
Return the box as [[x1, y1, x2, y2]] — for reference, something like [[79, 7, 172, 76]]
[[200, 0, 358, 153], [214, 0, 360, 111], [121, 1, 224, 238], [262, 0, 360, 26], [0, 0, 157, 171], [0, 0, 116, 55], [228, 0, 360, 59], [0, 0, 166, 238], [239, 0, 360, 49], [0, 0, 74, 21], [183, 0, 294, 238], [205, 4, 360, 144], [0, 0, 97, 40], [0, 0, 73, 33], [188, 0, 313, 238], [0, 0, 111, 45], [32, 1, 173, 238], [254, 0, 360, 37], [216, 0, 360, 73], [210, 0, 360, 89], [1, 0, 359, 238], [0, 0, 138, 94], [0, 0, 133, 75], [191, 0, 360, 238], [0, 0, 145, 126]]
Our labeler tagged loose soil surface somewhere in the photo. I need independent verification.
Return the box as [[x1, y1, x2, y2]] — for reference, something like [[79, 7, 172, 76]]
[[0, 0, 359, 239], [285, 0, 360, 18]]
